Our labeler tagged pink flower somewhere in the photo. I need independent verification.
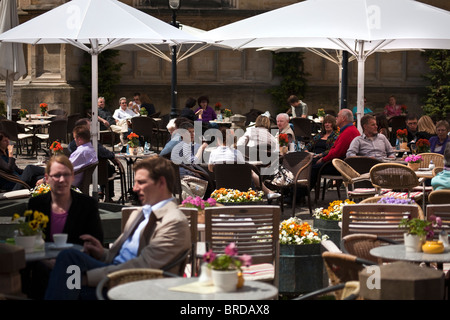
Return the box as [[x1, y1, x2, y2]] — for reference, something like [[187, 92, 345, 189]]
[[203, 249, 217, 263], [240, 254, 252, 267], [224, 242, 238, 256]]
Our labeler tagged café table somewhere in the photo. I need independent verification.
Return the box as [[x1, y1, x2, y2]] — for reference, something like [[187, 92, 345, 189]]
[[107, 277, 278, 300], [17, 119, 51, 156], [26, 242, 83, 262], [370, 244, 450, 270], [115, 151, 156, 192]]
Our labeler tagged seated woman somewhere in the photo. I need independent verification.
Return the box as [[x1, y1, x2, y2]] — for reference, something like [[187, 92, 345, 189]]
[[431, 143, 450, 190], [376, 114, 391, 141], [23, 154, 103, 299], [208, 127, 279, 198], [429, 120, 450, 155], [415, 115, 437, 141], [28, 154, 103, 244], [304, 115, 338, 165], [0, 131, 24, 190], [237, 114, 277, 148]]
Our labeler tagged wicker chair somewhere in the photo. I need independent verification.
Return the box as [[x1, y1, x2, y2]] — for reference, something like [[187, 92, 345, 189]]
[[314, 160, 342, 204], [359, 195, 424, 219], [321, 252, 375, 300], [428, 190, 450, 204], [332, 159, 377, 201], [433, 167, 444, 176], [293, 281, 360, 300], [417, 153, 444, 169], [95, 268, 179, 300], [73, 161, 98, 195], [340, 233, 399, 264], [0, 169, 30, 192], [369, 163, 421, 198]]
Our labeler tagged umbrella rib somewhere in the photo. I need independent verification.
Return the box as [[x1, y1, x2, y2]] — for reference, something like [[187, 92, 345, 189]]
[[305, 47, 339, 65], [177, 44, 212, 63], [135, 44, 171, 63]]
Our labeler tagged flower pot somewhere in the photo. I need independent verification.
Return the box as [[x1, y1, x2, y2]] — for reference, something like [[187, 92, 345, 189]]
[[14, 235, 37, 253], [278, 243, 325, 294], [21, 117, 26, 121], [407, 162, 420, 171], [198, 263, 212, 285], [35, 232, 45, 252], [280, 146, 288, 155], [313, 218, 341, 249], [211, 269, 238, 292], [404, 233, 423, 252], [422, 240, 445, 254], [400, 142, 408, 150], [128, 147, 138, 155]]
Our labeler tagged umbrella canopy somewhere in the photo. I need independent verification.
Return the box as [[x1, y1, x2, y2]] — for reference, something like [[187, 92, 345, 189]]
[[0, 0, 26, 120], [205, 0, 450, 130], [0, 0, 206, 198]]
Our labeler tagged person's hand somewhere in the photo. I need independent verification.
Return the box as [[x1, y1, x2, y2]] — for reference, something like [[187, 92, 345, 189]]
[[36, 178, 44, 186], [103, 120, 110, 128], [80, 234, 103, 260], [313, 154, 321, 159], [195, 109, 203, 115], [316, 158, 323, 165], [7, 145, 13, 157]]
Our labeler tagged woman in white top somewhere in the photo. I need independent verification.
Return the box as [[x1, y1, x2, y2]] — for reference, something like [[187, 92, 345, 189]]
[[236, 114, 277, 148], [208, 127, 278, 197]]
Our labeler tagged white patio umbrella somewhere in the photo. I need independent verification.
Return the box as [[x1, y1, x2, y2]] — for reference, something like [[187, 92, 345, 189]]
[[0, 0, 205, 199], [205, 0, 450, 130], [0, 0, 26, 120]]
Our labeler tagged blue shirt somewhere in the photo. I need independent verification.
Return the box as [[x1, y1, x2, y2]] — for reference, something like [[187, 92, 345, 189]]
[[69, 142, 98, 186], [113, 197, 175, 264]]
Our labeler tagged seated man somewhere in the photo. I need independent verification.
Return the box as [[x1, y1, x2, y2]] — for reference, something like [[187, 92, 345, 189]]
[[275, 113, 295, 144], [310, 108, 360, 190], [346, 114, 395, 160], [44, 156, 191, 300], [112, 97, 139, 149], [431, 143, 450, 191], [405, 113, 418, 144], [97, 96, 115, 131]]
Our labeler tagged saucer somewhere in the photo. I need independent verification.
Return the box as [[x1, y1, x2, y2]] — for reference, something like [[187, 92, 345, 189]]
[[418, 168, 430, 171], [49, 243, 73, 250]]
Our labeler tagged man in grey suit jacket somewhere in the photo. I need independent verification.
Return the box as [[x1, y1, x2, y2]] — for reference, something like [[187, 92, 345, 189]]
[[44, 156, 191, 300]]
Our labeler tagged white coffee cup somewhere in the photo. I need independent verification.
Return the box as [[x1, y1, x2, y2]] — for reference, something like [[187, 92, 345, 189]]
[[53, 233, 68, 247]]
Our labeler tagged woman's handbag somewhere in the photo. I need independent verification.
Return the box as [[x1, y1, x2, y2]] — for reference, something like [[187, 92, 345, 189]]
[[180, 175, 209, 199], [270, 165, 294, 187]]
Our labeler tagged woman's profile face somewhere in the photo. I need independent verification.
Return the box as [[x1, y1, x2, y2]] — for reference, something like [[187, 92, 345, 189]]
[[0, 136, 10, 150]]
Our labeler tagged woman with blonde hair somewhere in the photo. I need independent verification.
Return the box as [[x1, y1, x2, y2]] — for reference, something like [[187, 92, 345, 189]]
[[236, 114, 277, 148], [416, 115, 437, 141]]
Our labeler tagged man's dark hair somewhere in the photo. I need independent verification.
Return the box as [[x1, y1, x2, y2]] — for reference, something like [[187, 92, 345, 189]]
[[134, 156, 175, 194]]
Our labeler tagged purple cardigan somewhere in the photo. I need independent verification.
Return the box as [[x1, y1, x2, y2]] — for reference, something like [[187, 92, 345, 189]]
[[195, 106, 217, 123], [429, 135, 449, 154]]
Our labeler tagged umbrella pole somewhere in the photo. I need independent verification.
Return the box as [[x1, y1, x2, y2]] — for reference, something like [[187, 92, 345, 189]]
[[91, 51, 99, 201], [356, 40, 366, 132], [6, 77, 12, 120]]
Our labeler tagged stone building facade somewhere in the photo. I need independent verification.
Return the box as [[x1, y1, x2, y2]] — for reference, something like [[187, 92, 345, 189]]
[[1, 0, 449, 118]]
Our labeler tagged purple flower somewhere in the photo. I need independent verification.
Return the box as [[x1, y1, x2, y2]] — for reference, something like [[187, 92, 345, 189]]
[[240, 254, 252, 267], [225, 242, 238, 256], [206, 198, 216, 207]]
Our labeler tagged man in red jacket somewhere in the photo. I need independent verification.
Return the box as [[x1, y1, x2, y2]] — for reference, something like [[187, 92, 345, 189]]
[[310, 108, 360, 191]]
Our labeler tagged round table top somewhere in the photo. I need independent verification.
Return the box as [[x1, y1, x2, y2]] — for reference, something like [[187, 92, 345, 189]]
[[370, 244, 450, 264], [107, 277, 278, 300], [26, 242, 83, 262], [17, 119, 51, 126]]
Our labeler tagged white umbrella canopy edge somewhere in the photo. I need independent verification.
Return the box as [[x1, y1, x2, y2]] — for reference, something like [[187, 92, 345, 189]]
[[0, 0, 207, 199], [0, 0, 26, 120], [205, 0, 450, 130]]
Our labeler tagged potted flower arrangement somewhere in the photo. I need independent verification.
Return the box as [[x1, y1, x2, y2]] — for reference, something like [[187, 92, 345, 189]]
[[139, 108, 148, 116], [279, 133, 289, 155], [317, 108, 325, 121], [222, 108, 232, 120], [399, 215, 442, 252], [202, 242, 252, 292], [416, 138, 430, 153], [31, 183, 81, 197], [210, 188, 264, 205], [49, 140, 63, 155], [127, 132, 139, 155], [181, 196, 216, 224], [396, 128, 408, 150], [400, 105, 407, 115], [279, 217, 328, 294], [214, 102, 222, 113], [39, 103, 48, 116], [312, 199, 355, 248], [11, 210, 48, 253], [18, 108, 28, 121], [404, 154, 423, 171]]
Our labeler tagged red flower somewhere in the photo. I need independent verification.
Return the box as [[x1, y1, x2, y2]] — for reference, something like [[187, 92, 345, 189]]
[[279, 133, 289, 146], [49, 141, 63, 152]]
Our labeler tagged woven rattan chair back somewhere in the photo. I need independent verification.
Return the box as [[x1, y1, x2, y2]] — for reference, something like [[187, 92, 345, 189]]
[[360, 196, 424, 219], [417, 153, 444, 169], [332, 159, 376, 201], [74, 161, 98, 195], [179, 206, 199, 276], [344, 156, 383, 174], [428, 190, 450, 204], [369, 163, 420, 194], [332, 158, 360, 185], [213, 163, 260, 192], [342, 203, 420, 242], [340, 233, 398, 264], [433, 167, 444, 176]]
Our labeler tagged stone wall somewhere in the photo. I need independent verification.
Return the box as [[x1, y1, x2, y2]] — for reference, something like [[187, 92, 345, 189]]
[[0, 0, 448, 118]]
